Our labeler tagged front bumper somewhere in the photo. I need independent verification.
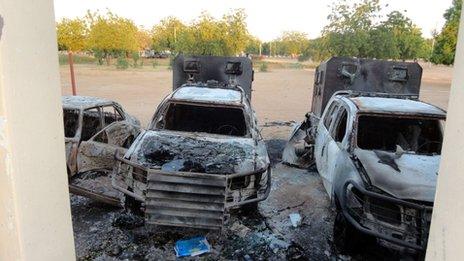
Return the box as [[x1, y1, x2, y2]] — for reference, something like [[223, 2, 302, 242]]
[[112, 153, 271, 229], [341, 181, 433, 251]]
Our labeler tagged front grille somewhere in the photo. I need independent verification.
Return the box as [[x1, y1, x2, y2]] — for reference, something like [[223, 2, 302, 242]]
[[369, 197, 402, 225], [145, 170, 227, 230], [345, 184, 432, 249]]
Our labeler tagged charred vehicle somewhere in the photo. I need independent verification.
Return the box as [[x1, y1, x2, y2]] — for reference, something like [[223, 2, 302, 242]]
[[63, 96, 141, 205], [283, 57, 446, 253], [112, 55, 271, 229]]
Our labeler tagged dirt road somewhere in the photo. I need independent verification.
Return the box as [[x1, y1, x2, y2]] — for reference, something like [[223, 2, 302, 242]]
[[62, 64, 452, 260]]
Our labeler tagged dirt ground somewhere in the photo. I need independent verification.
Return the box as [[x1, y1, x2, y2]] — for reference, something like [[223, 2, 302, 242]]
[[61, 62, 453, 260]]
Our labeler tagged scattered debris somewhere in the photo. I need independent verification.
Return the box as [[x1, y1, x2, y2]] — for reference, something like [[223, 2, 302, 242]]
[[174, 236, 211, 257], [267, 234, 291, 253], [230, 221, 252, 238], [289, 213, 302, 228]]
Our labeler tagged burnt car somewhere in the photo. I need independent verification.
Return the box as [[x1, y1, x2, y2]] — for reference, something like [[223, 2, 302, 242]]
[[283, 57, 445, 253], [112, 55, 271, 229], [63, 96, 141, 204]]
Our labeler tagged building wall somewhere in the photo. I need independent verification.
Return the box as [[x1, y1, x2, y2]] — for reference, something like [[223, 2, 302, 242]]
[[426, 7, 464, 261], [0, 0, 75, 259]]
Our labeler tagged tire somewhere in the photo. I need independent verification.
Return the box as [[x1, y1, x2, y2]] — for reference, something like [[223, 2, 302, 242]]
[[333, 210, 364, 254]]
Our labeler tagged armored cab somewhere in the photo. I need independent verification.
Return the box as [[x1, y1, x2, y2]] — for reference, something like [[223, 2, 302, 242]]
[[284, 57, 424, 168], [172, 54, 254, 99], [310, 57, 422, 119]]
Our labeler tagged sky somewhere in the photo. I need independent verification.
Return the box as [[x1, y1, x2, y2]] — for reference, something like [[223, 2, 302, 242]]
[[53, 0, 453, 41]]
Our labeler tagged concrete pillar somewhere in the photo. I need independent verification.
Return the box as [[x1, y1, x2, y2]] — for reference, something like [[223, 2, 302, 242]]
[[426, 8, 464, 261], [0, 0, 75, 260]]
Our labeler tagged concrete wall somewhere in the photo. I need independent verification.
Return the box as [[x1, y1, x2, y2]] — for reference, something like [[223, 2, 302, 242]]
[[0, 0, 75, 260], [426, 7, 464, 261]]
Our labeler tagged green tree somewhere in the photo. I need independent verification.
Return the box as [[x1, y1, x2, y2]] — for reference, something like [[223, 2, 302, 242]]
[[322, 0, 381, 58], [301, 37, 330, 62], [222, 9, 249, 55], [378, 11, 426, 60], [170, 9, 250, 56], [320, 0, 429, 61], [86, 11, 139, 65], [56, 18, 87, 51], [278, 31, 310, 57], [368, 26, 398, 59], [151, 17, 186, 52], [244, 35, 262, 55], [431, 0, 462, 65]]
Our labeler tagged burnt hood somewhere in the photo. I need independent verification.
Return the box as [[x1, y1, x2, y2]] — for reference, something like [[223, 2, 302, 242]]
[[354, 149, 439, 202], [129, 130, 265, 174]]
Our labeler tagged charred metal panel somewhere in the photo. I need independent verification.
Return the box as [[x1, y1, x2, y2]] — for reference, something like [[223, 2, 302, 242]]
[[145, 170, 227, 229], [311, 57, 423, 118], [173, 55, 254, 99]]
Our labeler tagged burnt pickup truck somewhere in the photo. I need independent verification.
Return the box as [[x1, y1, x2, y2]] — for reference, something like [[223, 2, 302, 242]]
[[283, 57, 446, 254], [63, 96, 141, 205], [112, 55, 271, 229]]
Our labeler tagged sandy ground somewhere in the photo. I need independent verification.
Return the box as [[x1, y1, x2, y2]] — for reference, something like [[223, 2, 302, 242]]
[[62, 63, 452, 260], [61, 63, 452, 137]]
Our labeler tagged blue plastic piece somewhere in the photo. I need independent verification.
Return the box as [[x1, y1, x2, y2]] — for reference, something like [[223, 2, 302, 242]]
[[174, 236, 211, 257]]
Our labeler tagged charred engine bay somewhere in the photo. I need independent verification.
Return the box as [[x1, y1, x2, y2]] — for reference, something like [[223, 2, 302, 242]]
[[135, 132, 255, 174]]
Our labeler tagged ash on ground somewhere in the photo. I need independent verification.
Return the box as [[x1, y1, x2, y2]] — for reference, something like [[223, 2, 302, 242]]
[[71, 162, 334, 260]]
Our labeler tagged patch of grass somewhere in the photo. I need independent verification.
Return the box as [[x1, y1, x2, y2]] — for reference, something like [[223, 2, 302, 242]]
[[59, 53, 97, 65]]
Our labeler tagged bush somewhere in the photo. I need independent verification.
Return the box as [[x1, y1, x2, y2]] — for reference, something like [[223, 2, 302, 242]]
[[93, 49, 105, 65], [116, 57, 129, 70], [131, 51, 140, 68], [259, 62, 269, 72]]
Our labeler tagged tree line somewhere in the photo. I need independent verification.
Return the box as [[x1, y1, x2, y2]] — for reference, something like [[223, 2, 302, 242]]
[[57, 1, 461, 66]]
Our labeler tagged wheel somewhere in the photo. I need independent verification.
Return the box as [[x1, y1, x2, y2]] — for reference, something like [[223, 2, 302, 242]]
[[333, 210, 364, 254]]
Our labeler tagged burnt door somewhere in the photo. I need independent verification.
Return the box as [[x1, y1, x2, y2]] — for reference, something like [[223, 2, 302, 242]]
[[314, 100, 339, 195], [77, 121, 140, 173]]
